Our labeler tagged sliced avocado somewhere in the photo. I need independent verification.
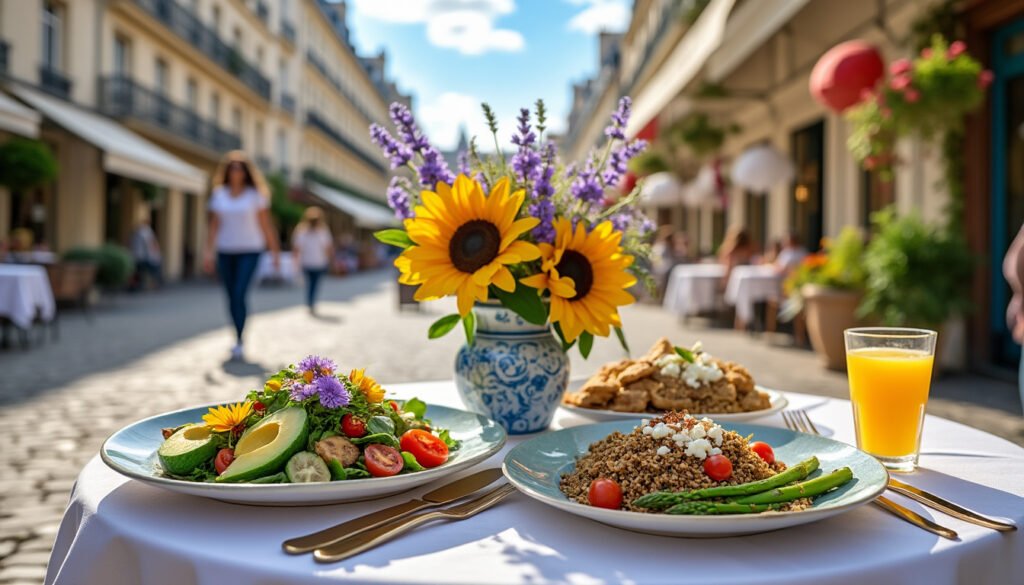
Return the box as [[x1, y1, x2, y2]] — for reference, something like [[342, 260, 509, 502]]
[[158, 424, 218, 475], [216, 407, 308, 483]]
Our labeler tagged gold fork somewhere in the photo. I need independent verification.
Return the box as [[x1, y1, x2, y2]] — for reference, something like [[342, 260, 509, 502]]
[[781, 409, 958, 540]]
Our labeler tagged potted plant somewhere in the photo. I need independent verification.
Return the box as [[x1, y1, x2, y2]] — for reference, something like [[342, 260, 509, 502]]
[[0, 137, 58, 192], [783, 227, 867, 370], [859, 208, 972, 337]]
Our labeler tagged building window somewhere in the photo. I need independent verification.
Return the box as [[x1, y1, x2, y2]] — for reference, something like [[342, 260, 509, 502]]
[[212, 5, 221, 34], [254, 121, 264, 156], [113, 35, 131, 77], [186, 77, 198, 110], [41, 1, 63, 70], [232, 106, 242, 132], [276, 129, 287, 166], [155, 58, 168, 94], [790, 120, 825, 252], [210, 92, 220, 121], [233, 26, 242, 49], [861, 170, 894, 230]]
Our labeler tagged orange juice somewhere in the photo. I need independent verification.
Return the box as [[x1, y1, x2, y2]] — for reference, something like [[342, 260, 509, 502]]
[[846, 348, 934, 457]]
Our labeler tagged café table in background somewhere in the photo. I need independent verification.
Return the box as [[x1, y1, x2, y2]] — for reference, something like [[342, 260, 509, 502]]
[[0, 263, 56, 331], [662, 263, 725, 318], [725, 264, 783, 330]]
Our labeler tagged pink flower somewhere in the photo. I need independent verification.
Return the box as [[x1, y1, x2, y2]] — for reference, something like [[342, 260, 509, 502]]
[[978, 70, 994, 88], [904, 88, 921, 103], [890, 75, 912, 91], [921, 47, 933, 59], [890, 58, 912, 75], [947, 40, 967, 59]]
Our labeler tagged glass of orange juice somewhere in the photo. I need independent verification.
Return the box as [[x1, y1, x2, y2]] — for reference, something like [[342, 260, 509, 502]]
[[844, 327, 937, 472]]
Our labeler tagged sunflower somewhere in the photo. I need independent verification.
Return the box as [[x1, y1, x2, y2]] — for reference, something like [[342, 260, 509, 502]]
[[203, 401, 253, 434], [395, 174, 541, 315], [349, 368, 385, 403], [521, 218, 636, 342]]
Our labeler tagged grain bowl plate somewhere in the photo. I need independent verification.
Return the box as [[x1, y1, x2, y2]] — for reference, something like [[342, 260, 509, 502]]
[[503, 420, 886, 537], [102, 402, 506, 506]]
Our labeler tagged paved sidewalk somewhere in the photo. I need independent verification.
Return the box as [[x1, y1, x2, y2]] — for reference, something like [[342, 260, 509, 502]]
[[0, 269, 1020, 584]]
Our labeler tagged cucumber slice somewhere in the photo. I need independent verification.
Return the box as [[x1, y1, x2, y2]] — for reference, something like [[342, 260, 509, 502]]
[[285, 451, 330, 483]]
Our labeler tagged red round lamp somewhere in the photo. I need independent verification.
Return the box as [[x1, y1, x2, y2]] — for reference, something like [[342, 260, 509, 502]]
[[810, 40, 884, 112]]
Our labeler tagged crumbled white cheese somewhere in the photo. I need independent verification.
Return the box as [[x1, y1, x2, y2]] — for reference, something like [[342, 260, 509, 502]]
[[656, 445, 671, 456], [691, 341, 704, 354], [684, 438, 714, 460], [641, 425, 653, 436], [689, 424, 706, 440], [660, 362, 682, 378], [707, 426, 724, 446], [709, 447, 722, 456], [651, 423, 672, 440], [681, 360, 724, 389]]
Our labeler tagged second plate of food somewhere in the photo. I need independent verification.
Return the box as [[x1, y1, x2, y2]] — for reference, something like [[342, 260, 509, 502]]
[[503, 416, 887, 537], [560, 384, 788, 422]]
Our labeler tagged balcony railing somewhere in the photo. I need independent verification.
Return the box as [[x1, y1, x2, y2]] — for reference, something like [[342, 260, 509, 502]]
[[281, 21, 296, 45], [305, 110, 386, 173], [0, 40, 9, 75], [133, 0, 271, 100], [280, 92, 296, 115], [306, 49, 383, 126], [39, 66, 72, 98], [99, 76, 242, 153]]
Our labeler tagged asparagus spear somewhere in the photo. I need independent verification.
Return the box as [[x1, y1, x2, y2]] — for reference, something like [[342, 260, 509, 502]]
[[733, 467, 854, 505], [632, 456, 820, 510], [666, 501, 787, 515]]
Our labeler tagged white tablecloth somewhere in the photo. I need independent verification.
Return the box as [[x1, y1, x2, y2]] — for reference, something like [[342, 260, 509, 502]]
[[724, 264, 783, 325], [47, 382, 1024, 585], [256, 252, 298, 284], [662, 263, 725, 317], [0, 263, 56, 328]]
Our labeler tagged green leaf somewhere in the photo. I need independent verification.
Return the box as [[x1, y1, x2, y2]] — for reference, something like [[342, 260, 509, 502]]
[[327, 459, 346, 481], [249, 471, 288, 484], [374, 229, 414, 249], [367, 415, 395, 435], [402, 397, 428, 420], [401, 451, 426, 473], [462, 311, 476, 345], [438, 429, 461, 451], [350, 433, 400, 448], [343, 467, 370, 479], [613, 326, 631, 356], [674, 346, 695, 363], [491, 284, 548, 325], [578, 331, 594, 359], [428, 314, 462, 339]]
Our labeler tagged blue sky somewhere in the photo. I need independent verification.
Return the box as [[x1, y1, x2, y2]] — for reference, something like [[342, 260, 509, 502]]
[[345, 0, 632, 151]]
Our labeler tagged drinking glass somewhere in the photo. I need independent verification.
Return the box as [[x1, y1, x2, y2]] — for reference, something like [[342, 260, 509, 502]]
[[844, 327, 938, 472]]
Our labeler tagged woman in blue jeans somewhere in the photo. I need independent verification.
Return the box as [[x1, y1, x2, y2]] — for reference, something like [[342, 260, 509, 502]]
[[291, 207, 334, 314], [203, 151, 280, 361]]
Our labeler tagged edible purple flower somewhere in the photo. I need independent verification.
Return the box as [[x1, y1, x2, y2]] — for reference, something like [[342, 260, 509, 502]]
[[289, 383, 317, 402], [388, 103, 429, 153], [417, 145, 455, 188], [529, 142, 557, 243], [610, 212, 631, 232], [510, 108, 542, 184], [602, 139, 647, 187], [315, 375, 351, 409], [369, 124, 412, 168], [386, 176, 414, 220], [457, 150, 471, 176], [570, 161, 603, 204], [604, 97, 632, 141], [298, 355, 336, 378]]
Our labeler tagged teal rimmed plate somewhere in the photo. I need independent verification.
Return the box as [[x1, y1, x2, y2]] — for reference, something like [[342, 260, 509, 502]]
[[102, 403, 506, 506], [503, 420, 887, 537]]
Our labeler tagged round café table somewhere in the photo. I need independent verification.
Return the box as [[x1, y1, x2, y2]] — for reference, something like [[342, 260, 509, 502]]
[[662, 263, 725, 317], [0, 263, 56, 329], [46, 381, 1023, 585], [724, 264, 782, 327]]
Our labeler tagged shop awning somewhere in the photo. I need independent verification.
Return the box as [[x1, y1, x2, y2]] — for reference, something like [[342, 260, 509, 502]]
[[9, 85, 208, 193], [0, 91, 40, 137], [308, 182, 398, 229], [626, 0, 736, 137], [704, 0, 811, 83]]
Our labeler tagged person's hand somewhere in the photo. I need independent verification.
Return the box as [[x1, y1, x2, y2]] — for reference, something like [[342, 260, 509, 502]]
[[203, 252, 215, 275]]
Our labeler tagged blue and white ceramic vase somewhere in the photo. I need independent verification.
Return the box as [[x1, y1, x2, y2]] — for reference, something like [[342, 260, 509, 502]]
[[454, 303, 569, 434]]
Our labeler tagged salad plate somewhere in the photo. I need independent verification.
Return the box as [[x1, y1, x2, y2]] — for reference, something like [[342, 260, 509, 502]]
[[102, 402, 506, 506], [559, 383, 789, 422], [503, 419, 887, 537]]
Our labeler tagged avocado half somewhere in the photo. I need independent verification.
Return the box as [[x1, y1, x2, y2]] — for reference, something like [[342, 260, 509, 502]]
[[158, 424, 218, 475], [216, 407, 309, 483]]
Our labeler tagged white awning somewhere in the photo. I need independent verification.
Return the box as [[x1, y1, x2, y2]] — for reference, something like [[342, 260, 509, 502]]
[[0, 91, 40, 137], [705, 0, 811, 82], [308, 182, 398, 229], [626, 0, 736, 137], [9, 85, 208, 193]]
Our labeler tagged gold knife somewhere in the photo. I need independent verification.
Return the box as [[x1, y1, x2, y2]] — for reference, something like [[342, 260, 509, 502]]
[[874, 495, 958, 540], [314, 483, 517, 563], [283, 468, 505, 554], [887, 478, 1017, 532]]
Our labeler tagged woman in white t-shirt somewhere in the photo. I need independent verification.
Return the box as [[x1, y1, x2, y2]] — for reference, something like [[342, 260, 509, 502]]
[[291, 206, 334, 314], [203, 151, 280, 360]]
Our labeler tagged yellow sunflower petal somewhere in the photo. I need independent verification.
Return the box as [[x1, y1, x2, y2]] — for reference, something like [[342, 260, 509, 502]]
[[492, 266, 516, 292], [520, 272, 549, 290]]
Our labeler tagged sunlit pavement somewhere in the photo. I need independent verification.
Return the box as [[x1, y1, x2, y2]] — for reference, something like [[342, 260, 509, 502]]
[[0, 269, 1020, 583]]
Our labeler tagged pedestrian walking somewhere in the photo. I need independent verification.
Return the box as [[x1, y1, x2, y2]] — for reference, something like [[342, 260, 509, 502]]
[[291, 206, 333, 314], [129, 216, 163, 291], [203, 151, 280, 361]]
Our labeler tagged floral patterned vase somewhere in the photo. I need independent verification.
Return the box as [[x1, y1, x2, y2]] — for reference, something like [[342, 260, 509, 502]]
[[454, 303, 569, 434]]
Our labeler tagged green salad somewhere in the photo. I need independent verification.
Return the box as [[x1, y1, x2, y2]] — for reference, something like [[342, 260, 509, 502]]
[[156, 355, 458, 483]]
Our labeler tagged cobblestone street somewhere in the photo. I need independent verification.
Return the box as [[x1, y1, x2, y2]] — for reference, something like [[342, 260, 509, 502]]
[[1, 269, 1021, 584]]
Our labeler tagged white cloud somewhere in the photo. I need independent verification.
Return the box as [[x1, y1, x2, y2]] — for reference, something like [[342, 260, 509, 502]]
[[566, 0, 630, 34], [349, 0, 524, 56], [417, 92, 518, 152]]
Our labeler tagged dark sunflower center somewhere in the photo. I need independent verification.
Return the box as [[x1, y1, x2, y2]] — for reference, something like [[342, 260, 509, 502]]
[[449, 220, 501, 273], [556, 250, 594, 300]]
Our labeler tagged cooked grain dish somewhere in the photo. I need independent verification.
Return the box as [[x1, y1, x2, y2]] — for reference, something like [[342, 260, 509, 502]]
[[560, 411, 812, 513], [563, 337, 771, 413]]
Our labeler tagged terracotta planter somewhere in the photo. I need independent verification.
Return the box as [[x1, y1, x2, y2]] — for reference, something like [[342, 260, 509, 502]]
[[802, 284, 862, 371]]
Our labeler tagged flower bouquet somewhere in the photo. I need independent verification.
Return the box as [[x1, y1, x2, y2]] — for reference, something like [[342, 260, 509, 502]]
[[369, 98, 654, 432]]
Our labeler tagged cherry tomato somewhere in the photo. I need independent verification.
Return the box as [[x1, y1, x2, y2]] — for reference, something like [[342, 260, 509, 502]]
[[341, 414, 367, 438], [587, 478, 623, 509], [364, 444, 403, 477], [400, 429, 449, 468], [703, 454, 733, 481], [253, 401, 266, 414], [214, 448, 235, 475], [750, 441, 775, 464], [388, 400, 401, 413]]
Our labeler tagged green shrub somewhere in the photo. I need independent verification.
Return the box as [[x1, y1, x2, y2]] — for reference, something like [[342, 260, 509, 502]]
[[0, 138, 58, 192], [64, 244, 136, 289]]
